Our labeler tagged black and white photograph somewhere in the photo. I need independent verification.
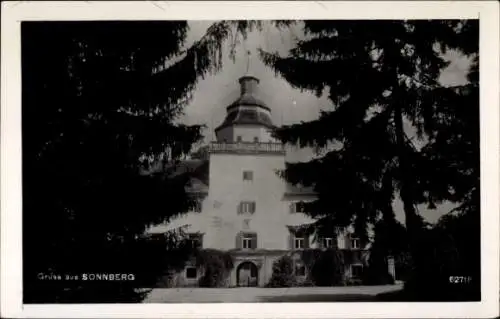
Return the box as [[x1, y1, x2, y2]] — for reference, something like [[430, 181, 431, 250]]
[[2, 1, 499, 318]]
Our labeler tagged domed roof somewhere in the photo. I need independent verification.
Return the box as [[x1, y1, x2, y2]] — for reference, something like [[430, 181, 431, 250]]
[[226, 93, 270, 111], [216, 108, 274, 131], [215, 75, 274, 132]]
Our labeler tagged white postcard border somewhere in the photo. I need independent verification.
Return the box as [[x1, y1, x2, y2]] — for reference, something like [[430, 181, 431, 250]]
[[1, 1, 499, 318]]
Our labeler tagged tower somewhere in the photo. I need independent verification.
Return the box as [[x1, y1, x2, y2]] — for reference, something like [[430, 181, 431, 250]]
[[205, 74, 287, 256], [214, 50, 276, 144], [214, 75, 276, 144]]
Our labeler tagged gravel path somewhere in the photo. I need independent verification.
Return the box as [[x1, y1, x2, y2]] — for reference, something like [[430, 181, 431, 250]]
[[143, 284, 404, 303]]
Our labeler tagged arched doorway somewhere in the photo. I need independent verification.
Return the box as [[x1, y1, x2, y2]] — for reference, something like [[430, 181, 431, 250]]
[[237, 261, 259, 287]]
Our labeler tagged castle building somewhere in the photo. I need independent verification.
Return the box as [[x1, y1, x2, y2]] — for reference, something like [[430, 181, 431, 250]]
[[148, 74, 374, 287]]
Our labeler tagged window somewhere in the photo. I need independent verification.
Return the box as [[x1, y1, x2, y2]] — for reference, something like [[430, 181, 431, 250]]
[[243, 171, 253, 181], [322, 237, 334, 248], [295, 202, 305, 213], [253, 137, 259, 143], [294, 237, 305, 249], [295, 263, 306, 277], [185, 267, 197, 279], [290, 230, 309, 250], [192, 201, 202, 213], [351, 238, 360, 250], [187, 233, 203, 249], [241, 233, 257, 249], [236, 136, 242, 142], [290, 230, 310, 250], [290, 202, 305, 214], [351, 264, 363, 278], [242, 237, 252, 249], [238, 201, 256, 214]]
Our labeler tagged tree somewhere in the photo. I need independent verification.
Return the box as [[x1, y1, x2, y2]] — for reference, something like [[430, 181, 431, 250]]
[[366, 218, 411, 284], [302, 249, 345, 286], [418, 57, 479, 216], [406, 39, 480, 300], [259, 20, 478, 261], [22, 20, 255, 303]]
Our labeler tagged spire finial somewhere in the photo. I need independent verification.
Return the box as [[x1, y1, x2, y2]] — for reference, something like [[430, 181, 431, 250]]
[[245, 50, 251, 75]]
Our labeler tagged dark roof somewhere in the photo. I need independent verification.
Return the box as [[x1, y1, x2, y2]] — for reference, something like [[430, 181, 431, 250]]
[[239, 75, 260, 83], [285, 183, 316, 196], [175, 160, 209, 191], [142, 159, 209, 193], [173, 159, 207, 176], [286, 223, 316, 234], [215, 107, 274, 132], [226, 94, 270, 111], [186, 177, 209, 194], [215, 74, 275, 131]]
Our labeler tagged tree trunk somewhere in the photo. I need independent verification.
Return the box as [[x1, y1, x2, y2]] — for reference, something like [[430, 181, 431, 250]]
[[393, 99, 428, 292], [393, 102, 422, 248]]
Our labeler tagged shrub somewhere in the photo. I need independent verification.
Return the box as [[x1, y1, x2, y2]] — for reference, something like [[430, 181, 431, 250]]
[[266, 255, 296, 287], [362, 252, 397, 286], [302, 249, 345, 286], [267, 250, 346, 288], [362, 265, 395, 286], [196, 249, 233, 287]]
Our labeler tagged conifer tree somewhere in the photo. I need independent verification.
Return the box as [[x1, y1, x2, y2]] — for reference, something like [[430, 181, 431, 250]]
[[259, 20, 479, 264], [22, 20, 255, 303]]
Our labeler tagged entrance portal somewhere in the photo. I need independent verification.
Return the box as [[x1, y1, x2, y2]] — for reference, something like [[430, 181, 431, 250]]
[[236, 261, 258, 287]]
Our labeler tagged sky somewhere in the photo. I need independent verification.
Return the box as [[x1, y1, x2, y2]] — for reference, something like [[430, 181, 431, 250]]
[[178, 21, 472, 225]]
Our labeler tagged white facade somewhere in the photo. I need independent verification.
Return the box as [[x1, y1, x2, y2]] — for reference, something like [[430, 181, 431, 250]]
[[148, 75, 371, 287], [155, 151, 319, 250]]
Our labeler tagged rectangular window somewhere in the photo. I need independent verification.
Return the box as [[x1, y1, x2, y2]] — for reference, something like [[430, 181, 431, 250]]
[[294, 237, 305, 249], [242, 237, 252, 249], [295, 202, 305, 213], [322, 237, 334, 248], [185, 267, 197, 279], [243, 171, 253, 181], [187, 233, 203, 249], [238, 201, 256, 214], [351, 264, 363, 278], [236, 136, 242, 142], [290, 202, 305, 213], [295, 263, 306, 277], [193, 201, 202, 213], [351, 238, 360, 250], [242, 233, 257, 249]]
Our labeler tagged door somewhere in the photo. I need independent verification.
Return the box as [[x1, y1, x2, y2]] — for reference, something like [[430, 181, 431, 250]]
[[237, 261, 258, 287]]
